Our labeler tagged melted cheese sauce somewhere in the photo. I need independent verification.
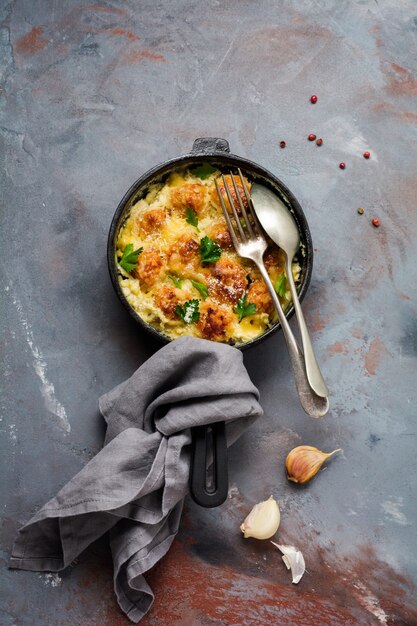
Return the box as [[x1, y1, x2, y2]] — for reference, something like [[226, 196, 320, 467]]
[[116, 168, 301, 345]]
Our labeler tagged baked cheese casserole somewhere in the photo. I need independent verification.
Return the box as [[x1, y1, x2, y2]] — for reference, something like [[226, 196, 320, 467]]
[[116, 166, 301, 345]]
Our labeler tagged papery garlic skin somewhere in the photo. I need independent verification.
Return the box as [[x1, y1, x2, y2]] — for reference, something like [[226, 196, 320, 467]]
[[240, 496, 280, 540], [285, 445, 342, 484], [271, 542, 306, 584]]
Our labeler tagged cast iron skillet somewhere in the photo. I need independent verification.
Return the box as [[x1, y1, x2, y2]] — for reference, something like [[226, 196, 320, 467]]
[[108, 137, 313, 508]]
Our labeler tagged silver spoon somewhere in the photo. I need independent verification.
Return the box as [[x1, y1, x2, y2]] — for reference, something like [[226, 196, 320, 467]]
[[251, 184, 329, 399]]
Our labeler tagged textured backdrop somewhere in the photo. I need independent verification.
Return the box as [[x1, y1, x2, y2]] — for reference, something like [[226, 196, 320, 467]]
[[1, 1, 417, 624]]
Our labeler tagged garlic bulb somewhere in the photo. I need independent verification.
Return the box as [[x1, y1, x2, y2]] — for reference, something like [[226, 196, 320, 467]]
[[285, 445, 342, 484], [240, 496, 280, 540]]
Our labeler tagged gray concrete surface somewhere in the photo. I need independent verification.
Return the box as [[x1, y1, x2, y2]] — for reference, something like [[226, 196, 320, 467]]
[[1, 1, 417, 624]]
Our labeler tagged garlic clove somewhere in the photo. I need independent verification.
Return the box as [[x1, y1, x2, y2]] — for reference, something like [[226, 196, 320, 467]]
[[240, 496, 280, 540], [285, 445, 342, 484], [271, 542, 306, 584]]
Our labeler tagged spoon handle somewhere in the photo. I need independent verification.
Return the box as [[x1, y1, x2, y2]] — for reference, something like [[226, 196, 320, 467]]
[[285, 256, 329, 398], [257, 264, 329, 418]]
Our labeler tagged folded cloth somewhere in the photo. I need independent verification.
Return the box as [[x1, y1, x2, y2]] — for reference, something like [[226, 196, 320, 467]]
[[10, 336, 262, 622]]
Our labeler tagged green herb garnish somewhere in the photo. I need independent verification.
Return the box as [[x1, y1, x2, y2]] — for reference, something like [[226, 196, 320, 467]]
[[191, 162, 217, 180], [199, 236, 222, 263], [235, 294, 257, 322], [191, 280, 208, 300], [186, 207, 200, 231], [169, 275, 183, 288], [274, 272, 287, 298], [175, 299, 200, 324], [118, 244, 143, 273]]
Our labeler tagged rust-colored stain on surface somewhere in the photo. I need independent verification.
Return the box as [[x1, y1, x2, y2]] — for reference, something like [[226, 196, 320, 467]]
[[122, 47, 166, 64], [304, 304, 333, 334], [237, 23, 334, 71], [388, 63, 417, 98], [313, 543, 417, 626], [373, 101, 417, 123], [372, 24, 417, 96], [144, 540, 359, 626], [109, 27, 140, 42], [15, 26, 48, 54], [364, 337, 385, 375], [138, 536, 417, 626], [54, 523, 417, 626], [326, 340, 350, 356]]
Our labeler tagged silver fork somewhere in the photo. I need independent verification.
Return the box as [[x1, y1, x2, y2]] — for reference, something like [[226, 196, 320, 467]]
[[215, 169, 329, 418]]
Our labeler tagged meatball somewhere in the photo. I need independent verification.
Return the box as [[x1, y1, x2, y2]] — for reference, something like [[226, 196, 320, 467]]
[[153, 284, 182, 319], [134, 247, 164, 291], [197, 302, 233, 341], [138, 208, 167, 237], [247, 279, 274, 315], [211, 174, 251, 214], [167, 235, 200, 275], [170, 182, 206, 216], [209, 257, 247, 305], [210, 222, 233, 249]]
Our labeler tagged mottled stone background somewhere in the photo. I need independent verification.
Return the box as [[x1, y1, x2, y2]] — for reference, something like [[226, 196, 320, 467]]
[[1, 1, 417, 624]]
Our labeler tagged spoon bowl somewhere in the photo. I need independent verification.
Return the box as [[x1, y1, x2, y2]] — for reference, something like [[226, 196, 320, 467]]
[[251, 184, 300, 257]]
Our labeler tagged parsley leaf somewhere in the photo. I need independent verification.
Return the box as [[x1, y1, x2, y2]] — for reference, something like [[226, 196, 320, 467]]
[[169, 275, 183, 288], [235, 294, 257, 322], [186, 207, 200, 231], [199, 236, 222, 263], [191, 280, 208, 300], [274, 272, 287, 298], [190, 162, 217, 180], [119, 243, 143, 273], [175, 299, 200, 324]]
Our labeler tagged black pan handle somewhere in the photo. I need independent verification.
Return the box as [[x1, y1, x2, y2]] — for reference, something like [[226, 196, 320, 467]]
[[190, 137, 230, 155], [189, 421, 228, 507]]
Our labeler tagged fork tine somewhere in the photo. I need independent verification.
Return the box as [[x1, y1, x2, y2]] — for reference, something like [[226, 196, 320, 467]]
[[221, 174, 247, 241], [229, 172, 255, 238], [214, 178, 240, 250], [237, 167, 264, 235]]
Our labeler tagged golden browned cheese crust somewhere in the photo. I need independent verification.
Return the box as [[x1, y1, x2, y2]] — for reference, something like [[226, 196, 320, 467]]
[[210, 222, 233, 249], [197, 302, 234, 341], [247, 279, 274, 315], [153, 284, 184, 319], [209, 258, 247, 305], [138, 208, 167, 237], [134, 247, 164, 291], [167, 235, 200, 276], [116, 168, 301, 345], [170, 181, 207, 216]]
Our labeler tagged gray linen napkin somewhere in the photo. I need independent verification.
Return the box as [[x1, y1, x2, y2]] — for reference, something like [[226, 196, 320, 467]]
[[10, 336, 262, 623]]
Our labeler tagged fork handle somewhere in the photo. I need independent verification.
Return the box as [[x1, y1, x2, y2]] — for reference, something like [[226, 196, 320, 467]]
[[285, 256, 329, 398], [257, 264, 329, 418]]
